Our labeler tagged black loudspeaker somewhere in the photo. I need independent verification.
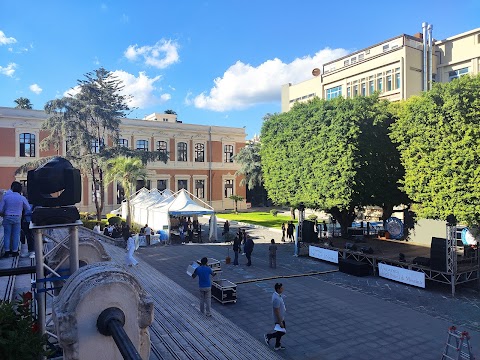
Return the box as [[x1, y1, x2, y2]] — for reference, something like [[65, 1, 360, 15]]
[[338, 258, 370, 276], [27, 157, 82, 207], [413, 256, 431, 267], [430, 237, 447, 272], [302, 220, 316, 243]]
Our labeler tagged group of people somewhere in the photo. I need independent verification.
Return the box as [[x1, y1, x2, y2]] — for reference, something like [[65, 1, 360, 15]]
[[281, 221, 296, 242], [0, 181, 35, 258], [178, 217, 201, 243], [191, 257, 288, 351]]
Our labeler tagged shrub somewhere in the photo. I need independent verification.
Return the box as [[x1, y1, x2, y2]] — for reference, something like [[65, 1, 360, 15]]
[[0, 292, 53, 359], [107, 215, 124, 225], [307, 214, 318, 221], [270, 209, 279, 217]]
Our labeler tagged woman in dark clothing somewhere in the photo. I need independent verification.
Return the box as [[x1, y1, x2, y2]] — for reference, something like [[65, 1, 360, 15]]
[[232, 236, 241, 265]]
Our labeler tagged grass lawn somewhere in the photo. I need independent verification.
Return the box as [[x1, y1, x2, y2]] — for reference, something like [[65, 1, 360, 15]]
[[215, 211, 297, 229]]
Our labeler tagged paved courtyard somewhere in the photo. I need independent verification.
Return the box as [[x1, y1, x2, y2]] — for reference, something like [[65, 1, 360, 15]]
[[133, 220, 480, 359]]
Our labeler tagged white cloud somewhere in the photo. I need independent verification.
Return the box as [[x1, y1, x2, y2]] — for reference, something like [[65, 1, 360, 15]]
[[190, 47, 349, 111], [0, 62, 17, 77], [0, 30, 17, 45], [64, 70, 170, 108], [124, 39, 180, 69], [29, 83, 42, 94]]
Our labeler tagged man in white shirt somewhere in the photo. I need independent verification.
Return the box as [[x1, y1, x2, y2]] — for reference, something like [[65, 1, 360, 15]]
[[264, 283, 286, 350]]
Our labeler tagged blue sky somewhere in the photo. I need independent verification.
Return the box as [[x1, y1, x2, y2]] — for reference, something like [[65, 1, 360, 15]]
[[1, 1, 479, 139]]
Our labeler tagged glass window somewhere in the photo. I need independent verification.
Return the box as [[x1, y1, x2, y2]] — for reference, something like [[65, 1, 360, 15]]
[[195, 179, 205, 199], [118, 138, 129, 148], [177, 142, 187, 161], [136, 179, 150, 191], [178, 179, 188, 191], [347, 87, 351, 98], [156, 140, 168, 160], [351, 57, 357, 64], [377, 77, 383, 92], [136, 140, 148, 151], [224, 179, 233, 198], [361, 83, 366, 96], [195, 143, 205, 162], [448, 67, 469, 81], [91, 139, 104, 154], [369, 80, 375, 94], [353, 85, 358, 97], [325, 85, 342, 100], [224, 145, 234, 163], [358, 54, 364, 61], [383, 44, 389, 52], [395, 73, 401, 89], [19, 133, 35, 157], [386, 75, 392, 91], [344, 59, 349, 66], [157, 179, 167, 191]]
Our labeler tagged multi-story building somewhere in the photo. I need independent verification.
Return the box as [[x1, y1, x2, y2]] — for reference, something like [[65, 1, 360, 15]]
[[0, 107, 247, 213], [281, 25, 480, 111]]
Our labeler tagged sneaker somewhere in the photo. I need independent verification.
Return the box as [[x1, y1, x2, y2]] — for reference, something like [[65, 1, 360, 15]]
[[20, 250, 30, 258], [206, 313, 212, 317], [274, 346, 286, 351], [2, 251, 11, 258], [264, 334, 270, 346], [11, 251, 19, 257]]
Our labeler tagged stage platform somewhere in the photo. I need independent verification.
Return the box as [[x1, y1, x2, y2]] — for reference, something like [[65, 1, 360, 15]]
[[304, 235, 480, 296]]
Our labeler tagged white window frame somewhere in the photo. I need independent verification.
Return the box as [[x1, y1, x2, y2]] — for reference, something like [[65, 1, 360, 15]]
[[193, 175, 208, 199], [15, 129, 40, 158]]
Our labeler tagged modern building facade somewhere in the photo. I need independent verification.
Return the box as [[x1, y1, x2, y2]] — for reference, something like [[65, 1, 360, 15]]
[[281, 25, 480, 111], [0, 107, 247, 214]]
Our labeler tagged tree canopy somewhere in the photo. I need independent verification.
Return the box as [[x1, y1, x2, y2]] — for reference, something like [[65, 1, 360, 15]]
[[234, 141, 263, 190], [390, 74, 480, 225], [14, 97, 33, 109], [261, 95, 408, 236]]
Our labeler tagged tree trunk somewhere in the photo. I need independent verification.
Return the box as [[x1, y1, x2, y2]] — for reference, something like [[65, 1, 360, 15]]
[[290, 207, 296, 220], [126, 198, 132, 227], [329, 207, 356, 238]]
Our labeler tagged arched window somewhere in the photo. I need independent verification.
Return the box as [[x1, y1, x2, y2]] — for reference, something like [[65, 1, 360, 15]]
[[195, 143, 204, 162], [19, 133, 35, 157], [177, 142, 187, 161]]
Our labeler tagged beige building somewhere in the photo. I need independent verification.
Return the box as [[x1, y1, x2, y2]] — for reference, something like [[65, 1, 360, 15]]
[[282, 25, 480, 111], [0, 107, 247, 213]]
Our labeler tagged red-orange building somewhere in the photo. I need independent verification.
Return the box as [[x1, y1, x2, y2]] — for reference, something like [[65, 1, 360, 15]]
[[0, 107, 246, 214]]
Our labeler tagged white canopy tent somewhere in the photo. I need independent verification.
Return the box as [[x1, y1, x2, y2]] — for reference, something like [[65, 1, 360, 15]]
[[121, 188, 216, 242]]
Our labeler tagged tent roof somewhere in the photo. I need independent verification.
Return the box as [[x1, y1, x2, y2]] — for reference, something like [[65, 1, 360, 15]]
[[166, 189, 214, 216]]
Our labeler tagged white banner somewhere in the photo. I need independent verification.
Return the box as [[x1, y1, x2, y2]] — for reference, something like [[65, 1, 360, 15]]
[[309, 246, 338, 264], [378, 263, 425, 288]]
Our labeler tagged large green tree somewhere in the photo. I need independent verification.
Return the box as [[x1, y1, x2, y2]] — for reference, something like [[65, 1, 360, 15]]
[[390, 74, 480, 225], [234, 140, 262, 190], [39, 68, 167, 220], [14, 97, 33, 109], [261, 95, 408, 236], [104, 156, 147, 227]]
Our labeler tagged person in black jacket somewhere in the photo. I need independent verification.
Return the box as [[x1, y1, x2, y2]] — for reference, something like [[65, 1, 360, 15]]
[[244, 235, 254, 266], [232, 235, 242, 265]]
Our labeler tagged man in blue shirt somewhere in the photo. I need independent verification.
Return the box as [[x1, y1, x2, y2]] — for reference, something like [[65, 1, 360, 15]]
[[192, 257, 216, 317], [0, 182, 30, 257]]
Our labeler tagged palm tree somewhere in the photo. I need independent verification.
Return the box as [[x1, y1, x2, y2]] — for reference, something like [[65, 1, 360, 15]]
[[104, 156, 147, 227], [229, 195, 244, 214], [14, 97, 33, 109]]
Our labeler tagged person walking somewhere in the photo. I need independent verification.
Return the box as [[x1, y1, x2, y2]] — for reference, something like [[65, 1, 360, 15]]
[[281, 223, 286, 242], [268, 239, 278, 269], [192, 257, 216, 317], [232, 235, 241, 265], [223, 220, 230, 236], [125, 232, 138, 267], [244, 235, 254, 266], [0, 182, 30, 257], [264, 283, 287, 351]]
